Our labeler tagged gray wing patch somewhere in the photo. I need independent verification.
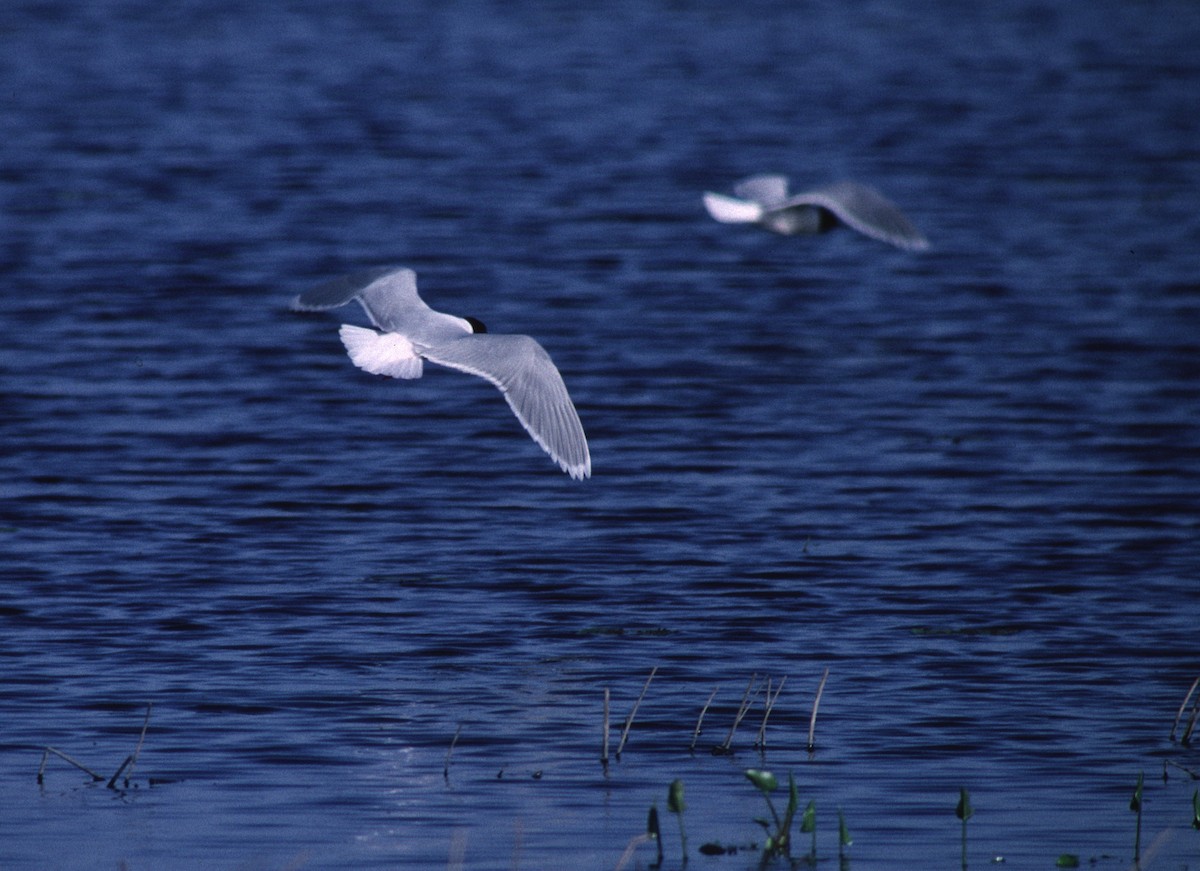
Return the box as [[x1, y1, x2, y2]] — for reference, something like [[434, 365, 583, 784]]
[[422, 335, 591, 480], [784, 181, 929, 250], [732, 174, 791, 208], [292, 267, 436, 331]]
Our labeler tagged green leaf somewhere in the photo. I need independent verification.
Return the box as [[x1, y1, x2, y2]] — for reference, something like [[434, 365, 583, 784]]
[[1055, 855, 1080, 868], [956, 787, 973, 821], [745, 769, 778, 794], [1130, 772, 1144, 813], [838, 809, 853, 847], [800, 800, 817, 834], [667, 779, 686, 814], [786, 772, 799, 817], [1191, 789, 1199, 830]]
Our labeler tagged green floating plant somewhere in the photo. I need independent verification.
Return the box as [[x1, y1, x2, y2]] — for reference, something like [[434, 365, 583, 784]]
[[668, 778, 688, 864], [745, 768, 799, 861], [1055, 855, 1080, 868], [800, 799, 817, 861]]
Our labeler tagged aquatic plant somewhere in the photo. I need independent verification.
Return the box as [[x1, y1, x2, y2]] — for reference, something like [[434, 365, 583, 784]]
[[807, 668, 830, 753], [745, 768, 799, 862], [616, 666, 658, 760], [1191, 789, 1199, 830], [1170, 675, 1199, 744], [718, 674, 760, 754], [837, 808, 852, 863], [444, 723, 462, 783], [689, 685, 720, 753], [37, 702, 153, 791], [1130, 771, 1144, 866], [668, 778, 688, 864], [956, 787, 973, 871], [799, 799, 817, 862], [755, 676, 786, 752]]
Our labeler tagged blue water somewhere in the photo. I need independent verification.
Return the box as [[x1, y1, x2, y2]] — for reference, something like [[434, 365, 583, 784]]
[[3, 1, 1200, 869]]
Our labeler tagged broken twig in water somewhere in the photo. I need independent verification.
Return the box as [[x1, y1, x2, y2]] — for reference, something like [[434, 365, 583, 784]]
[[444, 723, 462, 783], [38, 747, 105, 784], [756, 675, 787, 751], [719, 673, 759, 753], [616, 666, 658, 759], [807, 668, 830, 753], [690, 685, 720, 753]]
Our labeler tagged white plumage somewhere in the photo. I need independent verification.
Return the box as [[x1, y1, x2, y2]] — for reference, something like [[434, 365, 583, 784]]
[[704, 174, 929, 251], [293, 267, 591, 480]]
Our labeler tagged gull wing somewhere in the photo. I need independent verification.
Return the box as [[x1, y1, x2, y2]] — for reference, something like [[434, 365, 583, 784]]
[[702, 191, 764, 224], [422, 334, 591, 480], [732, 174, 791, 208], [780, 181, 929, 251], [292, 267, 441, 332]]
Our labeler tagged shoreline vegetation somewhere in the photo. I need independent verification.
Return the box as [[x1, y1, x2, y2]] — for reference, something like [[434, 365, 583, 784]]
[[32, 677, 1200, 869]]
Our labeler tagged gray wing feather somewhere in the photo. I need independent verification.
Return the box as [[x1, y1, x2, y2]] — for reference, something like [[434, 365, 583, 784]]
[[781, 181, 929, 250], [292, 267, 441, 331], [421, 335, 591, 480], [732, 174, 791, 208]]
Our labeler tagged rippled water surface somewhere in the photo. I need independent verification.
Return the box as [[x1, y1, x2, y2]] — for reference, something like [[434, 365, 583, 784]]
[[3, 1, 1200, 869]]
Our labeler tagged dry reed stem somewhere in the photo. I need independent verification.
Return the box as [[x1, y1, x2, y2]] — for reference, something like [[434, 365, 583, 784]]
[[444, 723, 463, 783], [807, 667, 830, 753], [722, 673, 759, 751], [756, 675, 787, 750], [1184, 703, 1199, 745], [616, 666, 657, 759], [690, 685, 720, 753], [602, 687, 610, 766], [112, 701, 153, 787], [1170, 675, 1200, 742], [613, 833, 654, 871], [39, 746, 105, 783]]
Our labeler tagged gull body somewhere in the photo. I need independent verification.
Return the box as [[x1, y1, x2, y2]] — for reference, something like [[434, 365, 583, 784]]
[[292, 267, 590, 480], [703, 174, 929, 251]]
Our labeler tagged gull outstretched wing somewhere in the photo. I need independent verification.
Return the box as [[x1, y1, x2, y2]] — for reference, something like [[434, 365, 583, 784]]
[[781, 182, 928, 251], [422, 334, 591, 480]]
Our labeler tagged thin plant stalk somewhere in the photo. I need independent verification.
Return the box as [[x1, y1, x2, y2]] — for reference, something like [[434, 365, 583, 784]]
[[38, 747, 105, 783], [111, 701, 153, 788], [1170, 676, 1200, 742], [1130, 772, 1144, 866], [956, 787, 973, 871], [756, 675, 786, 752], [444, 723, 462, 783], [808, 668, 830, 753], [616, 666, 658, 759], [602, 688, 611, 767], [690, 685, 719, 753], [722, 674, 759, 752], [668, 779, 687, 865]]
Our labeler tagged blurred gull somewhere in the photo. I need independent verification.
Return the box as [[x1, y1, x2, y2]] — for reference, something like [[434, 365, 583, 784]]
[[703, 174, 929, 251], [292, 266, 591, 480]]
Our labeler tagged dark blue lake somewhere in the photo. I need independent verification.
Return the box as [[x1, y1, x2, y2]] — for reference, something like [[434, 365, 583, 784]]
[[3, 1, 1199, 868]]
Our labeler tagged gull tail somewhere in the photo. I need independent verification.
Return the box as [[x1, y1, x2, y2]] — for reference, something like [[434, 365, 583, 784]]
[[339, 324, 424, 379], [702, 191, 764, 224]]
